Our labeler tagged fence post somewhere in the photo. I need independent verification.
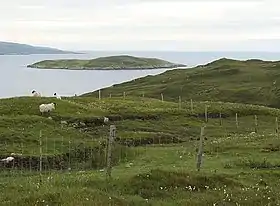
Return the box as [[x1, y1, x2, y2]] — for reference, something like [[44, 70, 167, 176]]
[[99, 90, 101, 100], [53, 139, 56, 170], [197, 126, 205, 171], [123, 92, 126, 99], [219, 111, 222, 126], [179, 96, 182, 109], [190, 99, 194, 113], [109, 93, 112, 98], [106, 125, 116, 180], [204, 105, 208, 123], [61, 136, 64, 171], [254, 115, 258, 133], [235, 113, 239, 128], [68, 138, 71, 171], [161, 93, 164, 102], [276, 117, 279, 136], [39, 130, 42, 183]]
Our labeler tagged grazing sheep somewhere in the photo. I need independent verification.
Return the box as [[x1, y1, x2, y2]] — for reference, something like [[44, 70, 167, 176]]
[[1, 156, 14, 163], [32, 90, 41, 97], [104, 117, 109, 123], [39, 103, 56, 115], [102, 117, 109, 127], [54, 93, 62, 100], [10, 153, 22, 156]]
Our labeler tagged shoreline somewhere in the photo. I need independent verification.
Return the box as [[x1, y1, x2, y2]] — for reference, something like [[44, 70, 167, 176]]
[[27, 65, 187, 71]]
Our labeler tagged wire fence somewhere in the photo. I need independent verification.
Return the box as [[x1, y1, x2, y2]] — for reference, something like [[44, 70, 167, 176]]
[[0, 114, 279, 178]]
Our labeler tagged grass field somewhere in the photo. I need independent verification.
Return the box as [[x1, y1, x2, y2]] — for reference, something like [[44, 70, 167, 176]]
[[0, 96, 280, 205]]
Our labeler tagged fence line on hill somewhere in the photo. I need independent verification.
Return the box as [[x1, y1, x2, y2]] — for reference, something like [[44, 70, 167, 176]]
[[0, 113, 279, 179], [1, 90, 280, 178]]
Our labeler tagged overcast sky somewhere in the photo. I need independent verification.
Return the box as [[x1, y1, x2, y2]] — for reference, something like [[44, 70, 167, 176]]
[[0, 0, 278, 51]]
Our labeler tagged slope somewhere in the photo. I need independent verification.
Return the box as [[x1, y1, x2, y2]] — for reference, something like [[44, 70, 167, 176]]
[[1, 96, 280, 205], [82, 58, 280, 107]]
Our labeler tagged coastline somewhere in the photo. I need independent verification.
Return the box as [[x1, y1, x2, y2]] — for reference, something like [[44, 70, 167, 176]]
[[27, 64, 187, 71]]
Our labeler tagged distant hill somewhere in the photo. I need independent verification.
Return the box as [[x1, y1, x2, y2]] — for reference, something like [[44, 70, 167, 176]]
[[82, 58, 280, 107], [27, 55, 186, 70], [0, 41, 78, 55]]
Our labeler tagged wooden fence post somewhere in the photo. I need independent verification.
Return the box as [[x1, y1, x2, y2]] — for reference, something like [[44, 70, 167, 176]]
[[190, 99, 194, 113], [99, 90, 101, 100], [109, 93, 112, 98], [161, 93, 164, 102], [106, 125, 116, 180], [123, 92, 126, 99], [179, 96, 182, 109], [204, 105, 208, 123], [235, 113, 239, 128], [254, 115, 258, 133], [197, 126, 205, 171], [68, 138, 71, 170], [39, 130, 42, 183], [219, 111, 222, 126], [276, 117, 279, 136]]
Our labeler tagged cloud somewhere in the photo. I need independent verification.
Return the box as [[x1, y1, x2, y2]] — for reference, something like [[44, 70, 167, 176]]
[[0, 0, 279, 51]]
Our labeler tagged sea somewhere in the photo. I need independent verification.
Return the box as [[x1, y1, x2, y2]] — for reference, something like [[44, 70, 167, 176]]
[[1, 51, 280, 99]]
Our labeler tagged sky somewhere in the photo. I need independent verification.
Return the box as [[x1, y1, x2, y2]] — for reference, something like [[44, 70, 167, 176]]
[[0, 0, 279, 51]]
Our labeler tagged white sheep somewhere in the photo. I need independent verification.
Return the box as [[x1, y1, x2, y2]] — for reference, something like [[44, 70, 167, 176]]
[[10, 153, 22, 156], [1, 156, 14, 163], [54, 93, 61, 100], [39, 103, 56, 115], [31, 90, 41, 97], [104, 117, 109, 123]]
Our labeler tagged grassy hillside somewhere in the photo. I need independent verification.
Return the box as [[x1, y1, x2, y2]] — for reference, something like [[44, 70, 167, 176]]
[[27, 55, 186, 70], [83, 58, 280, 107], [1, 96, 280, 205], [0, 41, 76, 55]]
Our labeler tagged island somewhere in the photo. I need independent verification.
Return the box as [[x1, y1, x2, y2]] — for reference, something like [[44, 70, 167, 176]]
[[27, 55, 187, 70], [0, 41, 78, 55]]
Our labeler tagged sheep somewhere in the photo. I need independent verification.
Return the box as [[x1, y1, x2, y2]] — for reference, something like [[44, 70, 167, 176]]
[[104, 117, 109, 123], [31, 90, 41, 97], [102, 117, 109, 127], [10, 153, 22, 156], [1, 156, 14, 163], [54, 93, 61, 100], [39, 103, 56, 115]]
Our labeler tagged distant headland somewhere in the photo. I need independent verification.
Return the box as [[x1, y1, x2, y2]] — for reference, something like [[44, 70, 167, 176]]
[[0, 41, 79, 55]]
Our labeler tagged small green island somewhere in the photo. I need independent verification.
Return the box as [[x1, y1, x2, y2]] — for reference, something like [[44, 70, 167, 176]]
[[27, 55, 186, 70]]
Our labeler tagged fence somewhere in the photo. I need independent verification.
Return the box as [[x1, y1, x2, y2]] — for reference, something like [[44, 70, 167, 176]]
[[1, 90, 280, 180], [0, 114, 279, 178]]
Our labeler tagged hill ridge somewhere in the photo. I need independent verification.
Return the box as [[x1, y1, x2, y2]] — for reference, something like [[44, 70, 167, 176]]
[[0, 41, 77, 55], [82, 58, 280, 107]]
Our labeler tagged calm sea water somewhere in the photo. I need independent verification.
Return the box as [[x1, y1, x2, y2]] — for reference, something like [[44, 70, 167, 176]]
[[1, 51, 280, 98]]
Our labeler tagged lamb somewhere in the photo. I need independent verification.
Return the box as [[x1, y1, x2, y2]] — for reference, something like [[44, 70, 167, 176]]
[[32, 90, 41, 97], [54, 93, 62, 100], [39, 103, 56, 115], [1, 156, 14, 163]]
